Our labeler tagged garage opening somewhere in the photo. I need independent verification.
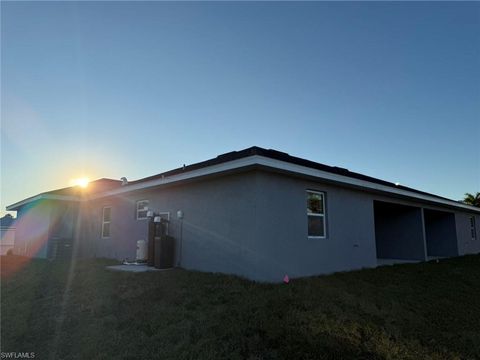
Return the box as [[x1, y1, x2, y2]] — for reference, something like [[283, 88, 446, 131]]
[[423, 209, 458, 258], [374, 201, 426, 262]]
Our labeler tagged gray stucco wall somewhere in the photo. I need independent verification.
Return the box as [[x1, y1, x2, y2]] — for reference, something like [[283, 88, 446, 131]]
[[76, 168, 479, 282], [249, 171, 377, 281], [80, 172, 258, 278], [456, 212, 480, 256], [80, 170, 379, 282], [49, 201, 78, 240], [47, 201, 79, 258], [79, 196, 149, 260]]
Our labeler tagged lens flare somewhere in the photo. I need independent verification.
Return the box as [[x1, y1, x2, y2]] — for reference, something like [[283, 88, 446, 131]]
[[71, 177, 89, 188]]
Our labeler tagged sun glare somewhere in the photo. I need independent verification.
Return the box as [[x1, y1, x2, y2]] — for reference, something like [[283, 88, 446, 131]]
[[71, 177, 90, 188]]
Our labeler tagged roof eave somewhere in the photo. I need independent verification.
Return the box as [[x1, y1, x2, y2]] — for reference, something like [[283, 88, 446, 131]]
[[87, 155, 480, 214], [6, 194, 81, 211]]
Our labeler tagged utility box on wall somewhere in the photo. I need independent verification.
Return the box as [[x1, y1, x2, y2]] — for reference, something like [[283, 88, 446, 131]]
[[148, 215, 174, 269], [154, 235, 175, 269]]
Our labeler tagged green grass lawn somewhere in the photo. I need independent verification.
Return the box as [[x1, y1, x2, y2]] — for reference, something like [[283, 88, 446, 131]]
[[1, 255, 480, 360]]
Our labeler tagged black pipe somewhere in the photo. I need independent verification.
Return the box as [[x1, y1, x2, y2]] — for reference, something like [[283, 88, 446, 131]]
[[147, 217, 155, 266]]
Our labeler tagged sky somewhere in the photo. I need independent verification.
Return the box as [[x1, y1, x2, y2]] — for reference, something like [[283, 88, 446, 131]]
[[1, 1, 479, 217]]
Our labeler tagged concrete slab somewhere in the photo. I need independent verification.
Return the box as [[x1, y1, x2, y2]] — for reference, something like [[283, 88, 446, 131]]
[[377, 258, 421, 266], [427, 256, 446, 261], [106, 264, 174, 273]]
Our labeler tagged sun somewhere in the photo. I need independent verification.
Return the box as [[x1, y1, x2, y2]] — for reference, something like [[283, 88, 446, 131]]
[[71, 177, 90, 188]]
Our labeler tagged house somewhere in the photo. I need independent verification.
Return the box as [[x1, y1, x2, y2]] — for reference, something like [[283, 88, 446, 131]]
[[6, 147, 480, 281], [7, 179, 122, 259], [0, 214, 16, 255]]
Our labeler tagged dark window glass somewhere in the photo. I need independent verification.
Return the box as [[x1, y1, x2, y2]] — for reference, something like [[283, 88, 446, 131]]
[[102, 223, 110, 238], [103, 207, 111, 222], [308, 215, 324, 237], [307, 193, 324, 214]]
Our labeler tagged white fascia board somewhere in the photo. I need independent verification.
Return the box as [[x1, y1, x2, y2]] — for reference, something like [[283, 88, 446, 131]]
[[254, 157, 480, 213], [6, 195, 44, 211], [87, 155, 480, 213], [6, 194, 80, 211], [88, 156, 260, 200]]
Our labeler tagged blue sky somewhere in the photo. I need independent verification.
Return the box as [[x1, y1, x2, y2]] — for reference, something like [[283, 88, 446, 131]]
[[1, 2, 479, 216]]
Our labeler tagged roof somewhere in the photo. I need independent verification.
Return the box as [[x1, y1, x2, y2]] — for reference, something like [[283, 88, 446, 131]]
[[0, 214, 15, 228], [98, 146, 480, 213], [6, 178, 122, 211], [5, 147, 480, 214], [128, 147, 454, 202]]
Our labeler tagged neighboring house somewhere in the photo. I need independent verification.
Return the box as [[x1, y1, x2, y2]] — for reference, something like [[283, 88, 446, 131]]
[[6, 147, 480, 281], [0, 214, 16, 255]]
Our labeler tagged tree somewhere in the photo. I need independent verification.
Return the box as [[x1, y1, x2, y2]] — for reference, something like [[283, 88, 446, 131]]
[[463, 192, 480, 207]]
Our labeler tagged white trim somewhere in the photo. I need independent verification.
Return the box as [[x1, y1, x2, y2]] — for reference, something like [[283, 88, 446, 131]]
[[83, 155, 480, 213], [6, 194, 80, 210], [307, 190, 327, 238], [101, 206, 112, 238], [88, 156, 259, 200], [307, 190, 324, 195], [258, 157, 480, 213], [6, 155, 480, 214], [136, 200, 149, 220]]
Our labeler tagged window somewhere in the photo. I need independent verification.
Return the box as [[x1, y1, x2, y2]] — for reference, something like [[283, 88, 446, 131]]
[[158, 212, 170, 235], [307, 190, 326, 238], [136, 200, 149, 220], [101, 207, 111, 238], [471, 216, 477, 241]]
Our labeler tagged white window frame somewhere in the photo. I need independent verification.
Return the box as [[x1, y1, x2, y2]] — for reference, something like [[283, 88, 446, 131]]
[[136, 200, 149, 220], [307, 190, 326, 239], [101, 206, 111, 238], [158, 212, 170, 235], [471, 216, 477, 241]]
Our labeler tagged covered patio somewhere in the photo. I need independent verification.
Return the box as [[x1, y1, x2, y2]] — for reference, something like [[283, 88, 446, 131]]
[[423, 208, 458, 258], [374, 201, 426, 262]]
